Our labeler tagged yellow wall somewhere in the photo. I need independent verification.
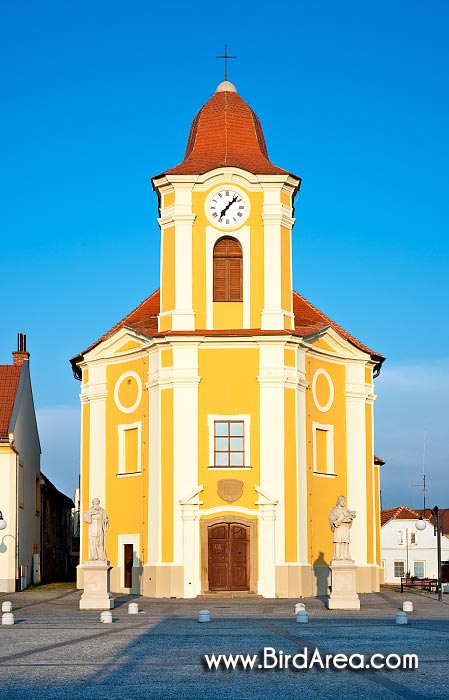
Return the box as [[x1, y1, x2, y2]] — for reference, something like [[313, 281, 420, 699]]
[[284, 387, 297, 561], [365, 402, 374, 563], [374, 466, 381, 565], [306, 356, 347, 565], [104, 358, 149, 568], [161, 388, 174, 562], [213, 302, 243, 329], [280, 226, 292, 317], [198, 347, 260, 510], [161, 226, 175, 315], [81, 400, 90, 564]]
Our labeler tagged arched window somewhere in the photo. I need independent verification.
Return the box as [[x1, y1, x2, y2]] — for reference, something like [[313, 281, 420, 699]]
[[213, 237, 243, 302]]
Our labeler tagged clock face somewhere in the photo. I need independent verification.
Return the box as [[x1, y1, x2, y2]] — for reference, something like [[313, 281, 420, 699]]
[[208, 189, 247, 228]]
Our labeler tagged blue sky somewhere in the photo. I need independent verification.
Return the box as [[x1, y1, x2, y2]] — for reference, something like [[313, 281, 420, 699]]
[[1, 1, 448, 508]]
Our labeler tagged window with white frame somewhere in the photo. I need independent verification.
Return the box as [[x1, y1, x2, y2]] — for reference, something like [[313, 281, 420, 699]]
[[208, 415, 250, 468], [381, 559, 386, 569], [413, 561, 425, 578], [394, 561, 405, 578], [312, 422, 334, 475], [118, 422, 142, 475]]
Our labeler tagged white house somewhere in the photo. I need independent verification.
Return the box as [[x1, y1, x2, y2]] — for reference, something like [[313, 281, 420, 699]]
[[0, 334, 41, 592], [381, 506, 449, 583]]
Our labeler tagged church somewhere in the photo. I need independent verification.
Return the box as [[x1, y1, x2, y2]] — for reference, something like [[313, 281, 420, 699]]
[[71, 79, 384, 598]]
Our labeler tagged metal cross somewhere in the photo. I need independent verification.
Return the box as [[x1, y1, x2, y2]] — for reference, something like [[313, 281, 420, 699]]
[[216, 45, 236, 82]]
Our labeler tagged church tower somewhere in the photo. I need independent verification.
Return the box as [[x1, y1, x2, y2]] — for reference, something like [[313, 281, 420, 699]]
[[72, 80, 384, 598]]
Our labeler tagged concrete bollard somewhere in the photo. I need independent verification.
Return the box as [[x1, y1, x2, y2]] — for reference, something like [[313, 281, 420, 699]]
[[100, 611, 113, 624], [396, 611, 408, 625], [2, 612, 14, 625], [198, 609, 211, 623], [295, 603, 306, 614], [296, 610, 309, 624], [128, 602, 139, 615], [403, 601, 413, 613], [1, 601, 12, 613]]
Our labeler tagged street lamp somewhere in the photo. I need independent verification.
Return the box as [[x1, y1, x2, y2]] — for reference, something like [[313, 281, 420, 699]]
[[416, 506, 443, 601], [0, 511, 6, 530]]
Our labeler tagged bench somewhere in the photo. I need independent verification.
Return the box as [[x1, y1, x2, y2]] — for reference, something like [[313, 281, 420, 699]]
[[400, 577, 438, 593]]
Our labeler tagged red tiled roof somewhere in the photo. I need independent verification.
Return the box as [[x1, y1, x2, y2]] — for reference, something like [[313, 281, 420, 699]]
[[0, 365, 21, 439], [381, 506, 420, 526], [71, 288, 383, 369], [157, 86, 295, 178], [374, 454, 385, 466], [292, 291, 383, 360]]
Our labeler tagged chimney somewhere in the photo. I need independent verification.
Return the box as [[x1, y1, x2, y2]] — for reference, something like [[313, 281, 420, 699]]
[[12, 332, 30, 367]]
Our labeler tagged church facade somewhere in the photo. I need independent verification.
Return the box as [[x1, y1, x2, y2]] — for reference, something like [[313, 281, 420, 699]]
[[71, 80, 384, 598]]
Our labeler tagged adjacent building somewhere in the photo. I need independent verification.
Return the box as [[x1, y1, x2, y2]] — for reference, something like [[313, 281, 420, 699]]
[[0, 334, 41, 591], [40, 473, 74, 583], [71, 80, 385, 598], [381, 506, 449, 583]]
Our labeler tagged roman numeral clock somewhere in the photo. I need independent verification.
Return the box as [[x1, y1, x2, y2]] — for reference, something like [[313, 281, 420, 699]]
[[207, 188, 249, 228]]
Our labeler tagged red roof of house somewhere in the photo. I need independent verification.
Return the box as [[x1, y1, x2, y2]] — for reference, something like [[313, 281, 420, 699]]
[[0, 365, 21, 439], [381, 506, 420, 526], [157, 83, 296, 178], [70, 288, 384, 370], [374, 454, 385, 466]]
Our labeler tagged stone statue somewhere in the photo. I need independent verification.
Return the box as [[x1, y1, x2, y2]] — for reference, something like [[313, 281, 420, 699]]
[[83, 498, 109, 561], [328, 495, 356, 561]]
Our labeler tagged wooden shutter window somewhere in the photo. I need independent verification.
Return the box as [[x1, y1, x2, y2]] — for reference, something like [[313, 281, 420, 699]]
[[213, 237, 243, 301]]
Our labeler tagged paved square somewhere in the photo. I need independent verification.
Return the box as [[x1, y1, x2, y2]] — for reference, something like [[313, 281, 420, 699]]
[[0, 586, 448, 699]]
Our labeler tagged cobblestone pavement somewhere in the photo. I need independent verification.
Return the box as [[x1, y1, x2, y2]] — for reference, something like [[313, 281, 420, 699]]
[[0, 585, 448, 700]]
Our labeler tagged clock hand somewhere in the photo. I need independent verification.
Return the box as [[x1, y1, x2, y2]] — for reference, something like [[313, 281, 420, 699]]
[[218, 195, 239, 221]]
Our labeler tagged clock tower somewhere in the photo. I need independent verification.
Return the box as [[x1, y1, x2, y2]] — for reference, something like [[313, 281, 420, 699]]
[[152, 80, 300, 334]]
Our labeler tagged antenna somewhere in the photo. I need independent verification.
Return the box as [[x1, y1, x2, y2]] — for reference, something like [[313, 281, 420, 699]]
[[422, 431, 427, 513], [410, 431, 427, 513]]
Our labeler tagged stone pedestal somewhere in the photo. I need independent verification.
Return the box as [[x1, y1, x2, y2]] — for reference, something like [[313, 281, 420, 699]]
[[78, 561, 114, 610], [328, 560, 360, 610]]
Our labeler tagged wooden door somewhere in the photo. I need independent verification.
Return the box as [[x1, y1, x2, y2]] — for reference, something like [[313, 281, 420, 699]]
[[124, 544, 133, 588], [208, 523, 249, 591]]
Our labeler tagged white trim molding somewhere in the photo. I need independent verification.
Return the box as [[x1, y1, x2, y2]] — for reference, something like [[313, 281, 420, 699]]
[[311, 368, 335, 413], [312, 422, 335, 475], [117, 421, 142, 475], [114, 371, 142, 414], [207, 414, 251, 468], [206, 225, 251, 329]]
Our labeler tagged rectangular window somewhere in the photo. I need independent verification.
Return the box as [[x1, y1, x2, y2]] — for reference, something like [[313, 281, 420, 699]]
[[118, 422, 142, 475], [381, 559, 386, 569], [312, 423, 334, 475], [394, 561, 405, 578], [214, 421, 244, 468], [414, 561, 425, 578]]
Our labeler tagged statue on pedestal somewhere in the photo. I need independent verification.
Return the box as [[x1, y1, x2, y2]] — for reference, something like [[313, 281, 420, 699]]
[[83, 498, 109, 561], [328, 495, 356, 561]]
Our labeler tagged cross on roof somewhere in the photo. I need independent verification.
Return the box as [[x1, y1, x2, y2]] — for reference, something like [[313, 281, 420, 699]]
[[216, 45, 236, 82]]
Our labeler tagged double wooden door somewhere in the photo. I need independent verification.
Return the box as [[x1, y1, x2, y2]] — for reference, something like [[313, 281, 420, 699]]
[[208, 523, 249, 591]]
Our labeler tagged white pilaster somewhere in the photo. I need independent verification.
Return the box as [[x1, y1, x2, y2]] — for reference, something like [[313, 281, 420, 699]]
[[256, 487, 278, 598], [345, 363, 368, 565], [158, 183, 196, 331], [258, 343, 285, 563], [261, 186, 295, 330], [171, 343, 201, 565], [180, 486, 203, 598]]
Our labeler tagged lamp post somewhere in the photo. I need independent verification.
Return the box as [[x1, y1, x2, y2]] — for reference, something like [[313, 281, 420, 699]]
[[0, 511, 6, 530], [416, 506, 443, 601]]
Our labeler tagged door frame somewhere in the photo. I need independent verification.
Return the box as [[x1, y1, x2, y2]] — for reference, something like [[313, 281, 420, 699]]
[[201, 515, 258, 593]]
